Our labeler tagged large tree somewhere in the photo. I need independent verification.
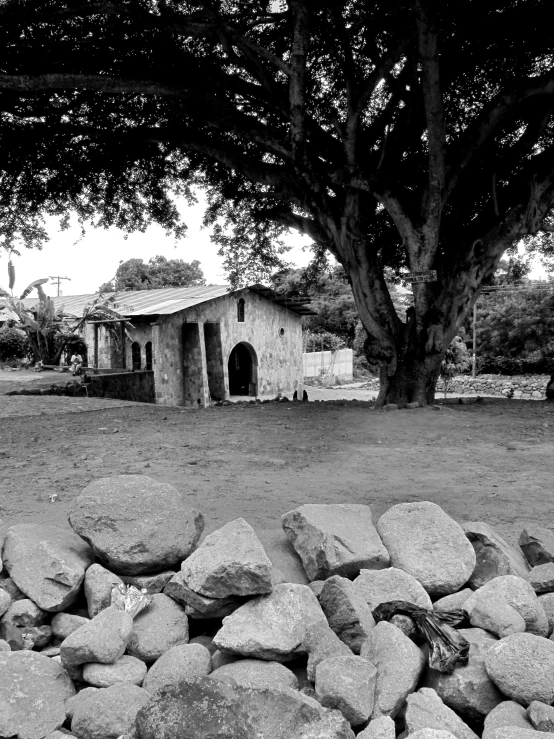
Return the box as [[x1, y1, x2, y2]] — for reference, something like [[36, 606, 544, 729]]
[[2, 0, 554, 404], [99, 255, 206, 292]]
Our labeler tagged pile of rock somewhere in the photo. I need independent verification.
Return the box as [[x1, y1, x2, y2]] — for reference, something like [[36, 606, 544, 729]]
[[2, 482, 554, 739]]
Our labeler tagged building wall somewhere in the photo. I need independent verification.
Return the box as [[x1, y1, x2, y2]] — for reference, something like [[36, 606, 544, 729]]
[[304, 348, 353, 382]]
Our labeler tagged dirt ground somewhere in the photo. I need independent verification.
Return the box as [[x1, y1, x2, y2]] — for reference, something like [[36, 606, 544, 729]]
[[1, 369, 553, 559]]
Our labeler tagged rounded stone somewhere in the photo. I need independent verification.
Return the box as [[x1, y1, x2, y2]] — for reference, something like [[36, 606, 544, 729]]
[[126, 593, 189, 663], [143, 643, 211, 694], [68, 475, 204, 575], [71, 683, 150, 739], [51, 613, 90, 640], [211, 659, 299, 691], [0, 589, 11, 618], [353, 567, 432, 610], [485, 632, 554, 705], [82, 655, 147, 687], [376, 502, 476, 597]]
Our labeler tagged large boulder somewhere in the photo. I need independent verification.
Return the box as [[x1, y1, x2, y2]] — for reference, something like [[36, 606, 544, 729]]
[[519, 524, 554, 567], [135, 676, 355, 739], [482, 700, 534, 737], [60, 606, 133, 672], [210, 659, 299, 691], [0, 650, 75, 739], [360, 620, 425, 719], [463, 575, 549, 636], [484, 632, 554, 705], [213, 583, 327, 662], [376, 502, 475, 597], [315, 654, 377, 726], [180, 518, 272, 598], [403, 688, 479, 739], [2, 524, 93, 612], [143, 644, 212, 694], [353, 567, 432, 610], [281, 504, 389, 581], [71, 683, 150, 739], [319, 575, 375, 653], [464, 594, 526, 639], [68, 476, 204, 575], [423, 628, 503, 721], [126, 593, 189, 663], [463, 522, 530, 589]]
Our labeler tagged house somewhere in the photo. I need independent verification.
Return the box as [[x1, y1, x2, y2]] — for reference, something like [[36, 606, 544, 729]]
[[24, 285, 314, 406]]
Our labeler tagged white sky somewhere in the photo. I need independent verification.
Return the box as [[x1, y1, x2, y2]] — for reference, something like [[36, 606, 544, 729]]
[[0, 190, 548, 298]]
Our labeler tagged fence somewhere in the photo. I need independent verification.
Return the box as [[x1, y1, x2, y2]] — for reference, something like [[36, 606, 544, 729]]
[[303, 348, 353, 382]]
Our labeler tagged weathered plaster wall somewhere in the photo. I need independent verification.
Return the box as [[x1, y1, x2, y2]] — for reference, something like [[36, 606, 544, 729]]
[[85, 370, 155, 403]]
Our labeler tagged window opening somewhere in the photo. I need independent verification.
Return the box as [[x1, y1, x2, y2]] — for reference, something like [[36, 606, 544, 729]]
[[145, 341, 153, 371], [237, 298, 245, 322], [131, 341, 141, 371]]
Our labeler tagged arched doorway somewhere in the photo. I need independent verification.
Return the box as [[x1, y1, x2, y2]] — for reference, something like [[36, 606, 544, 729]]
[[145, 341, 153, 371], [228, 342, 257, 396], [131, 342, 141, 370]]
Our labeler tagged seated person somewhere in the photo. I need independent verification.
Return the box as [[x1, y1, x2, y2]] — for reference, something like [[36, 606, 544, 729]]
[[70, 353, 83, 375]]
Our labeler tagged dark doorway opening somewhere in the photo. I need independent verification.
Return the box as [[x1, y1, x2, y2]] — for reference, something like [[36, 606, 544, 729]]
[[131, 341, 141, 370], [228, 343, 255, 395], [145, 341, 153, 371]]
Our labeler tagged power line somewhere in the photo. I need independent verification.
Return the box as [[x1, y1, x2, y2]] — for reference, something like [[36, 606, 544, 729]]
[[49, 276, 71, 297]]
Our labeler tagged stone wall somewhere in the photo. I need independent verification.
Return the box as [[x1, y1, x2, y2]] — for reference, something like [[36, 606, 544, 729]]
[[85, 370, 155, 403], [444, 374, 550, 399]]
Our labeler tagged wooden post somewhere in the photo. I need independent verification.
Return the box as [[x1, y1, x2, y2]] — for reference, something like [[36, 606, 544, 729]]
[[120, 320, 126, 369], [472, 300, 477, 379], [93, 323, 99, 370]]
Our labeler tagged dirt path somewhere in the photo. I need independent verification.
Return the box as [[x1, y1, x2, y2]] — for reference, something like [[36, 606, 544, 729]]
[[1, 386, 553, 558]]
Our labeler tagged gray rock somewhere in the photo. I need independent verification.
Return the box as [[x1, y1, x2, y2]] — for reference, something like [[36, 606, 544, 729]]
[[180, 518, 272, 598], [319, 575, 375, 653], [403, 687, 479, 739], [305, 620, 353, 682], [0, 650, 75, 739], [52, 613, 90, 640], [423, 628, 503, 721], [135, 676, 355, 739], [126, 593, 189, 663], [465, 594, 526, 638], [2, 524, 92, 612], [143, 643, 211, 694], [360, 620, 425, 719], [464, 575, 549, 636], [41, 644, 61, 657], [213, 583, 327, 662], [255, 528, 309, 585], [353, 567, 433, 610], [538, 592, 554, 635], [68, 475, 204, 575], [520, 524, 554, 567], [188, 634, 216, 654], [164, 569, 239, 618], [0, 621, 24, 650], [210, 658, 299, 691], [483, 700, 535, 736], [61, 606, 133, 672], [485, 632, 554, 705], [377, 502, 475, 597], [356, 716, 395, 739], [315, 654, 377, 726], [463, 522, 530, 589], [0, 576, 26, 601], [0, 638, 10, 651], [21, 624, 52, 649], [0, 598, 47, 628], [82, 655, 147, 687], [527, 563, 554, 594], [484, 729, 545, 739], [84, 564, 123, 618], [281, 504, 389, 581], [527, 700, 554, 731], [210, 649, 239, 671], [433, 589, 473, 612], [308, 580, 325, 596], [121, 571, 175, 594], [71, 683, 150, 739], [0, 589, 10, 617], [65, 687, 100, 721], [408, 732, 458, 739]]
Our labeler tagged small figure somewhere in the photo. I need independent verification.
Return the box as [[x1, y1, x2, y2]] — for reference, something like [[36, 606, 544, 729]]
[[70, 352, 83, 376], [293, 389, 309, 401]]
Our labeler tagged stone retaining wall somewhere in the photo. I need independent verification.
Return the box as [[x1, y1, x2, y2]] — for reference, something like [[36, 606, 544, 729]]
[[85, 370, 155, 403], [446, 373, 550, 399]]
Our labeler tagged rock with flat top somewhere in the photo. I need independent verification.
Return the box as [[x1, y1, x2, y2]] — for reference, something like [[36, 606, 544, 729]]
[[0, 650, 75, 739], [126, 593, 189, 663], [82, 655, 147, 687], [60, 606, 133, 672], [527, 700, 554, 731], [180, 518, 272, 598], [520, 524, 554, 566], [376, 502, 475, 597], [213, 583, 327, 662], [353, 567, 432, 610], [210, 659, 298, 691], [68, 475, 204, 575], [423, 628, 503, 721], [84, 564, 123, 618], [281, 504, 389, 581], [121, 571, 175, 594], [143, 643, 211, 694], [526, 563, 554, 593], [403, 688, 479, 739], [484, 632, 554, 705], [319, 575, 375, 653], [483, 700, 535, 736], [463, 522, 530, 589], [135, 676, 355, 739], [464, 575, 549, 636], [360, 621, 425, 719], [71, 683, 150, 739], [315, 654, 377, 726], [304, 620, 353, 682], [433, 589, 473, 612], [164, 569, 240, 618], [356, 716, 395, 739], [2, 524, 92, 612]]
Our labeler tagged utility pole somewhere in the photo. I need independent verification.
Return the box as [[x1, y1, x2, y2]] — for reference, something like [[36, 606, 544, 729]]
[[49, 276, 71, 297], [472, 299, 477, 379]]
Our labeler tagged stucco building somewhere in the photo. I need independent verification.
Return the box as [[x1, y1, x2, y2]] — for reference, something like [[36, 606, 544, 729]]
[[33, 285, 313, 406]]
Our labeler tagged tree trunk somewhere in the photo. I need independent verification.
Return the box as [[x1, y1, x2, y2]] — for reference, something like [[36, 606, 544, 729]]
[[375, 349, 443, 407]]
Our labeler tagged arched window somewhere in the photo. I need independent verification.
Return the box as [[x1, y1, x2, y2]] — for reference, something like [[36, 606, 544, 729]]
[[131, 341, 141, 370], [145, 341, 153, 371], [237, 298, 245, 322]]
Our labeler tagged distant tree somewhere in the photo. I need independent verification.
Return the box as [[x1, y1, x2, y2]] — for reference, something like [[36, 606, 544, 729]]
[[99, 255, 206, 293]]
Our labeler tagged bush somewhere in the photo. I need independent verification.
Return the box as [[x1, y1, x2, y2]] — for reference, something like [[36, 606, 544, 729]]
[[476, 354, 554, 375], [0, 327, 30, 361]]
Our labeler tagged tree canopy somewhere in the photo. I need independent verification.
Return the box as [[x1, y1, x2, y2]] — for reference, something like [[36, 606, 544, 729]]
[[99, 255, 206, 292], [2, 0, 554, 403]]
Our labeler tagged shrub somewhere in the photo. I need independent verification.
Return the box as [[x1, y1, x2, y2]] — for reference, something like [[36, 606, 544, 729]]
[[0, 326, 30, 361]]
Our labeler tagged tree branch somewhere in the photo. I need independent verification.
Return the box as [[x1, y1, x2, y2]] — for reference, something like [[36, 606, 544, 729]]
[[288, 0, 309, 162]]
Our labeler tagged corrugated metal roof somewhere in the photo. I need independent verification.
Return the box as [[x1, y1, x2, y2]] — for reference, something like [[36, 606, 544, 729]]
[[20, 284, 316, 318]]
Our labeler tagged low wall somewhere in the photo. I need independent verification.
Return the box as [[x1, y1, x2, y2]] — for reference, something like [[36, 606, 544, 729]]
[[445, 373, 550, 399], [85, 370, 155, 403], [303, 348, 353, 382]]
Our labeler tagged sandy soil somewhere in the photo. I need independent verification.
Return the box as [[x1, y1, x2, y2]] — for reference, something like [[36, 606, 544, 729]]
[[1, 368, 553, 560]]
